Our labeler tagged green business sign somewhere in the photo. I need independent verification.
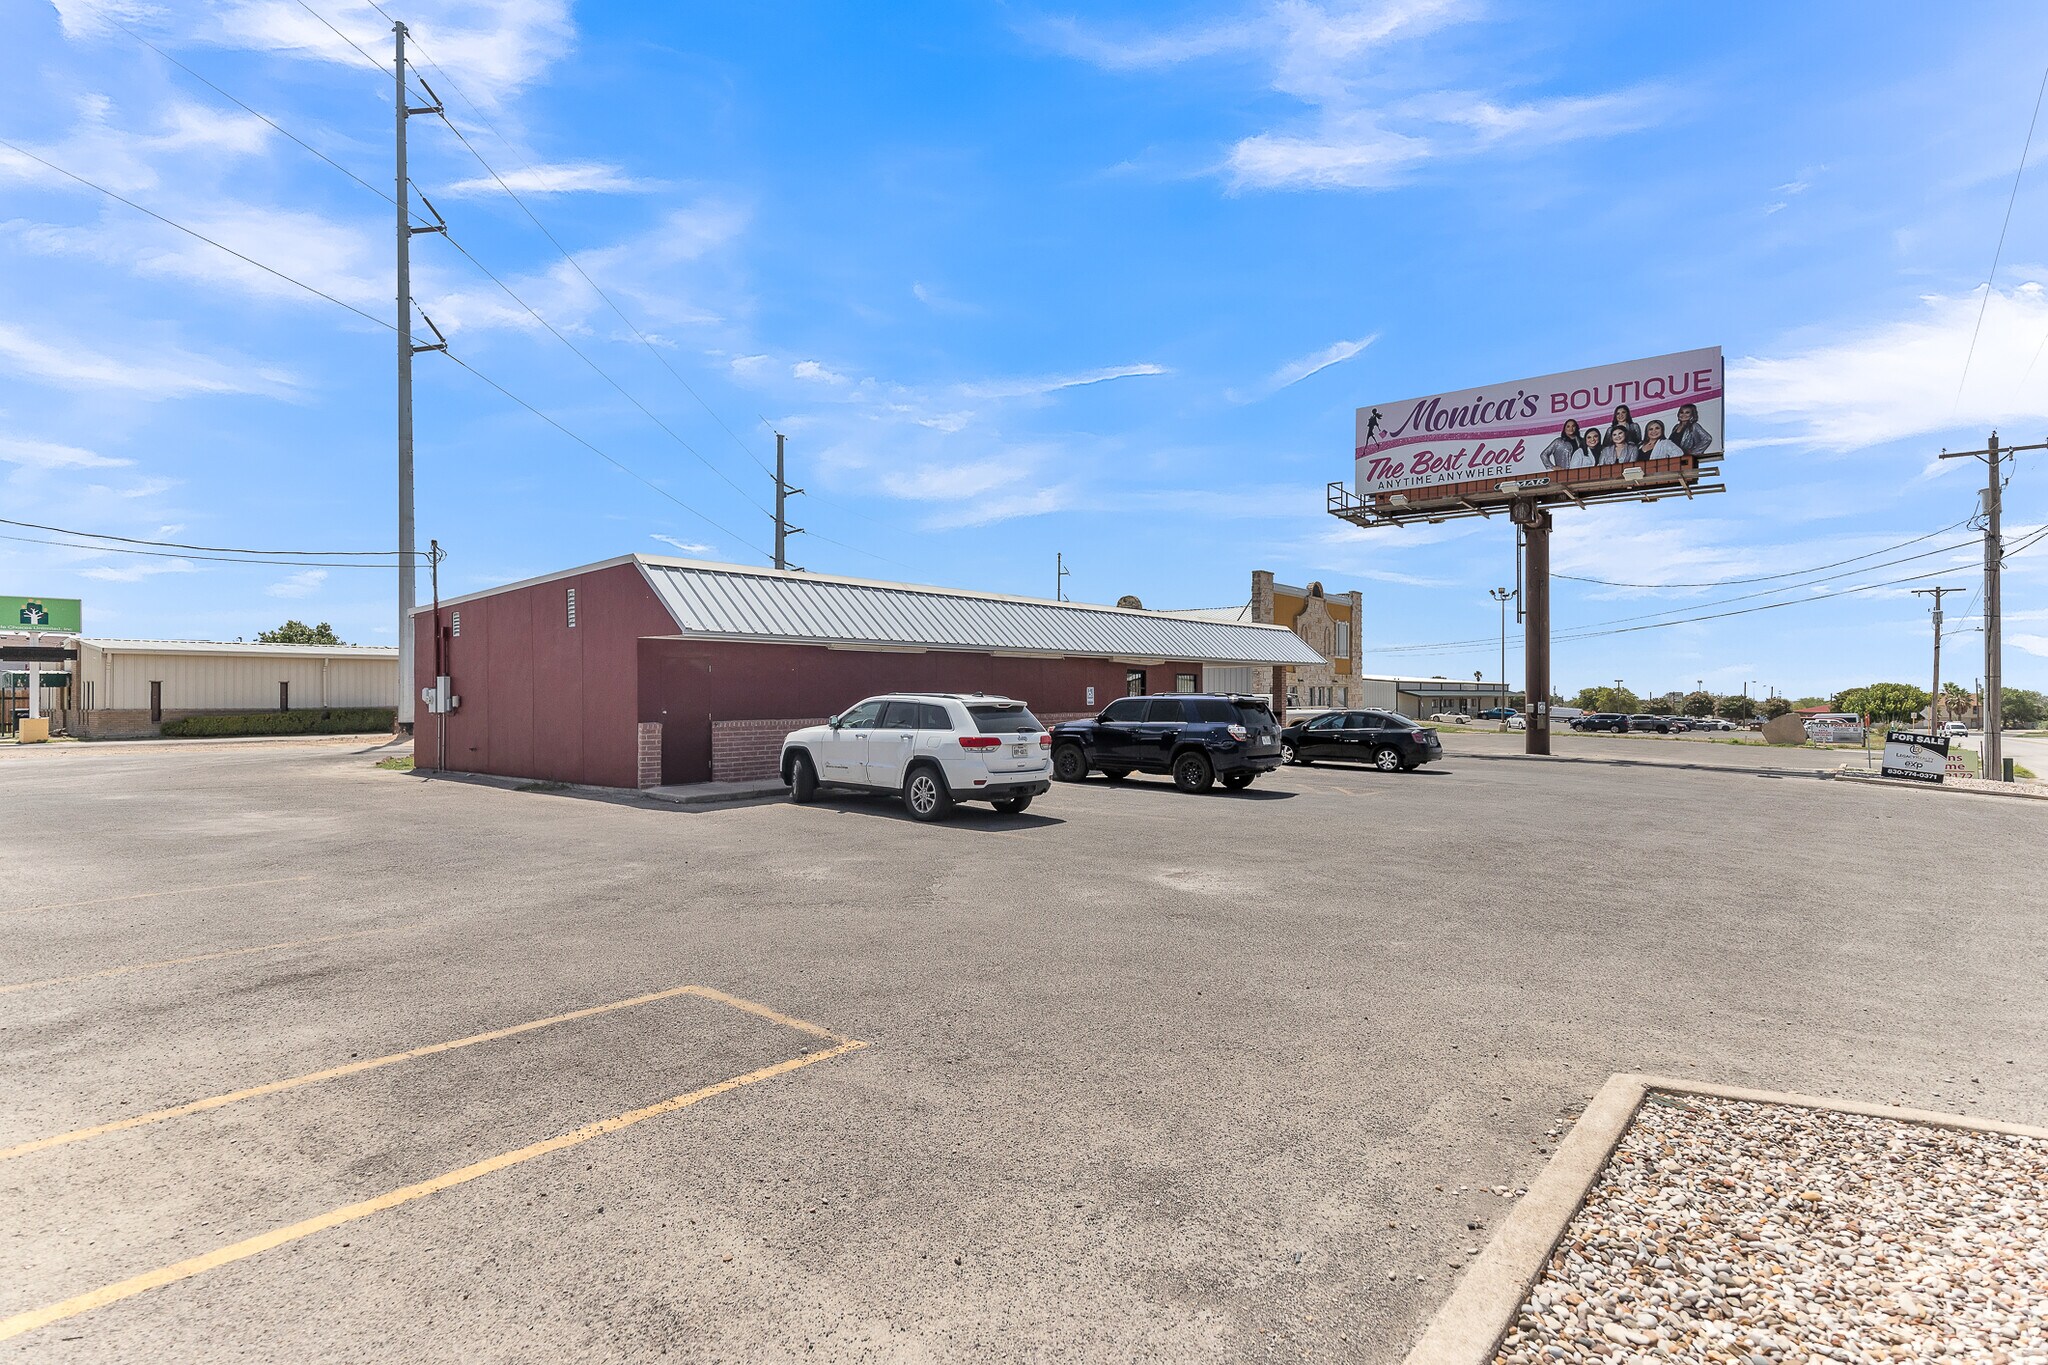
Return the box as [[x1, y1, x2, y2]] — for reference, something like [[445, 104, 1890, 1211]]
[[3, 596, 82, 632]]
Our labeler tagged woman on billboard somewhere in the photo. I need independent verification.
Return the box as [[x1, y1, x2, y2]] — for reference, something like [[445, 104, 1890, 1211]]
[[1599, 425, 1639, 466], [1576, 426, 1604, 468], [1609, 404, 1643, 445], [1639, 418, 1684, 461], [1538, 418, 1581, 471], [1670, 403, 1714, 456]]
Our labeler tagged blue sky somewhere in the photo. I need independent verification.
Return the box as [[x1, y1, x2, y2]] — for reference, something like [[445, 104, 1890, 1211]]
[[5, 0, 2047, 699]]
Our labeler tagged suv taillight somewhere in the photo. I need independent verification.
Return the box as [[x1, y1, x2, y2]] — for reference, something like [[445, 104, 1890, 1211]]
[[1038, 733, 1051, 747], [958, 736, 1002, 750], [1227, 724, 1248, 741]]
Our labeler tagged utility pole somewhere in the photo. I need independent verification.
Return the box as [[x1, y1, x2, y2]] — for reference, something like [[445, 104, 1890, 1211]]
[[1489, 587, 1514, 729], [771, 431, 802, 570], [1056, 552, 1071, 602], [1514, 500, 1552, 755], [1940, 430, 2046, 781], [393, 22, 443, 731], [1911, 586, 1961, 732]]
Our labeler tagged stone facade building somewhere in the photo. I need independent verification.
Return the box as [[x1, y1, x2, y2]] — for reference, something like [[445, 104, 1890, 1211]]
[[1179, 572, 1363, 711]]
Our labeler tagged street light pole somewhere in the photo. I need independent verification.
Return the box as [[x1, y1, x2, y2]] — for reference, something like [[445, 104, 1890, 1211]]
[[1489, 587, 1514, 730]]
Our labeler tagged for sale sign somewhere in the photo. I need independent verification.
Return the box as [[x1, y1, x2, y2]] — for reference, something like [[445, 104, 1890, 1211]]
[[1881, 730, 1948, 784]]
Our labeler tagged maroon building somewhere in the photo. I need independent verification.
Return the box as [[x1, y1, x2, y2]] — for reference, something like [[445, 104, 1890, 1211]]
[[411, 556, 1325, 789]]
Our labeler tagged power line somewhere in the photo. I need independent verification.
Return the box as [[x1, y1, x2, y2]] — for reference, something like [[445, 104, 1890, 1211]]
[[0, 137, 393, 332], [1553, 517, 1974, 589], [0, 517, 413, 557], [1957, 60, 2048, 412], [1378, 535, 1983, 654], [1, 533, 405, 569], [440, 352, 772, 558], [374, 8, 778, 482]]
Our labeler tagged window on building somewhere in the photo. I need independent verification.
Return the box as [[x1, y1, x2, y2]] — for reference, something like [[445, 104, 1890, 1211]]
[[279, 681, 289, 713], [1286, 685, 1299, 708], [1333, 621, 1350, 658], [1125, 668, 1146, 696], [451, 610, 460, 637], [566, 586, 578, 628], [1337, 686, 1348, 706], [1175, 672, 1196, 693]]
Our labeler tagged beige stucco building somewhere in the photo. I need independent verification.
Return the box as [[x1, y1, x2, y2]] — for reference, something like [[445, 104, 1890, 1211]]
[[1175, 572, 1363, 711]]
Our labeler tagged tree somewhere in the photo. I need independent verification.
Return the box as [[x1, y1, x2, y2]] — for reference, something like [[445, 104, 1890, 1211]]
[[1717, 694, 1756, 720], [1573, 685, 1640, 713], [1681, 690, 1716, 717], [1835, 682, 1928, 724], [1763, 696, 1792, 720], [1792, 696, 1828, 709], [2004, 687, 2045, 728], [257, 620, 341, 645]]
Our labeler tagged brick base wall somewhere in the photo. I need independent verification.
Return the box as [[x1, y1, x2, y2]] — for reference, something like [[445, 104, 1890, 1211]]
[[710, 711, 1098, 784], [635, 722, 663, 788]]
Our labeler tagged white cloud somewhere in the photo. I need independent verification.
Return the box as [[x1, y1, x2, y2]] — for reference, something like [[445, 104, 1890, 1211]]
[[80, 556, 197, 582], [2013, 634, 2048, 658], [445, 161, 653, 197], [265, 568, 328, 598], [957, 363, 1169, 401], [0, 436, 132, 469], [1256, 334, 1376, 395], [0, 321, 294, 398], [792, 360, 850, 386], [1049, 1, 1660, 193], [1733, 283, 2048, 449], [651, 534, 713, 555], [878, 456, 1072, 528]]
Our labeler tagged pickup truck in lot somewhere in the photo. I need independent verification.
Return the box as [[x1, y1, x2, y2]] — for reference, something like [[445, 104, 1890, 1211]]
[[1050, 693, 1282, 792]]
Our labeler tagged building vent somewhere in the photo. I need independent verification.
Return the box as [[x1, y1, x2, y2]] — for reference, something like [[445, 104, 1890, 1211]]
[[566, 587, 577, 628], [451, 610, 460, 637]]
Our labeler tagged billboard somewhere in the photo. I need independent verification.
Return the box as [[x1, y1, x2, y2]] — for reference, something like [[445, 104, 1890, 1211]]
[[3, 596, 82, 632], [1354, 347, 1723, 502]]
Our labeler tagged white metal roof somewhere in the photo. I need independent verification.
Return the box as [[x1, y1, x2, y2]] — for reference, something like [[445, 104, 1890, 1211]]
[[75, 638, 397, 659], [635, 558, 1325, 665]]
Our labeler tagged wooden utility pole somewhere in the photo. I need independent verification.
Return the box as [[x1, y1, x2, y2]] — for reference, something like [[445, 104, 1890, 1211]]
[[1911, 586, 1961, 732], [1512, 500, 1552, 755], [1940, 431, 2046, 780]]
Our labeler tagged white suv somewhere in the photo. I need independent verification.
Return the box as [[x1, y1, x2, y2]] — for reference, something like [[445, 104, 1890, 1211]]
[[780, 693, 1053, 821]]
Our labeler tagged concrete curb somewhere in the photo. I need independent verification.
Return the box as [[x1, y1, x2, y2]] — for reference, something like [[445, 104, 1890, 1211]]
[[644, 779, 786, 807], [1445, 749, 1835, 780], [1398, 1074, 2048, 1365], [1832, 769, 2048, 802]]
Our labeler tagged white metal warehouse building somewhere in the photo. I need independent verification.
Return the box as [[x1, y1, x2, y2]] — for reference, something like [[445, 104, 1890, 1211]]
[[65, 639, 397, 738]]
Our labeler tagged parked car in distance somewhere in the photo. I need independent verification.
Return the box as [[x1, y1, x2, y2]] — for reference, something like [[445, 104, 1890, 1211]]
[[1572, 712, 1630, 733], [1507, 714, 1526, 731], [1477, 707, 1518, 721], [1428, 711, 1471, 725], [781, 692, 1051, 821], [1662, 715, 1692, 733], [1627, 713, 1677, 734], [1280, 709, 1442, 772], [1051, 693, 1282, 792], [1942, 721, 1970, 737]]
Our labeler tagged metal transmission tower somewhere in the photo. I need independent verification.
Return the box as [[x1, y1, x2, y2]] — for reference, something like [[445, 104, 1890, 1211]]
[[772, 431, 803, 570], [393, 22, 446, 728], [1910, 585, 1962, 732], [1940, 431, 2045, 780]]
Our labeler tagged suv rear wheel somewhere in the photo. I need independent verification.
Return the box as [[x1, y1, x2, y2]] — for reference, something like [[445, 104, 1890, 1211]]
[[788, 752, 818, 803], [903, 765, 954, 821], [1052, 744, 1088, 783], [1172, 751, 1214, 793]]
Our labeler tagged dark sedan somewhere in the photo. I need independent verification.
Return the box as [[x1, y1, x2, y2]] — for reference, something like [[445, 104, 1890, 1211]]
[[1281, 709, 1441, 772]]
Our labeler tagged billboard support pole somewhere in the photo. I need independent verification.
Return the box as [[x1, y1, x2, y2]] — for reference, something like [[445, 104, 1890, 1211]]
[[1514, 499, 1552, 756]]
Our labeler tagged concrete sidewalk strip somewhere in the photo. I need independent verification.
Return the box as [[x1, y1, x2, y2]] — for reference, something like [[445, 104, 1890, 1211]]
[[645, 778, 787, 806], [1832, 769, 2048, 802], [1401, 1074, 2048, 1364]]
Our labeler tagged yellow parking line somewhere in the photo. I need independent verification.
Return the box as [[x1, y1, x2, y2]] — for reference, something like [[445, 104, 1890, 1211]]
[[0, 928, 393, 997], [0, 983, 821, 1163], [0, 1037, 866, 1342], [3, 875, 314, 916]]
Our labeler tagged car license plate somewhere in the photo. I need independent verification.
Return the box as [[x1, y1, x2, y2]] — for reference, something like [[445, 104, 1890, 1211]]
[[1010, 743, 1027, 756]]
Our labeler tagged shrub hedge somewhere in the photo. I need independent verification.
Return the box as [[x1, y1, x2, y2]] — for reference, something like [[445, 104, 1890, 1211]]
[[160, 708, 395, 738]]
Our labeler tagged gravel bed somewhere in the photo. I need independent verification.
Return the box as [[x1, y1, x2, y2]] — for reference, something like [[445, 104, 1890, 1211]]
[[1492, 1094, 2048, 1362]]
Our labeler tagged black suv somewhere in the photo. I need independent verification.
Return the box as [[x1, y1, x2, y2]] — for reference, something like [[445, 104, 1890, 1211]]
[[1051, 694, 1283, 792], [1280, 709, 1441, 772], [1572, 712, 1629, 732]]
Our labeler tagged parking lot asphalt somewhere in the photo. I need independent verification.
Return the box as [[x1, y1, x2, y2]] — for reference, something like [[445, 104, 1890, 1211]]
[[2, 737, 2042, 1363]]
